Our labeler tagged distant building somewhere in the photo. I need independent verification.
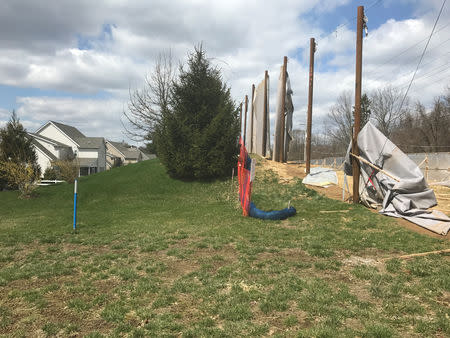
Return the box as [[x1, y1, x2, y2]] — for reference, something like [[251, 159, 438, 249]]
[[106, 140, 154, 169], [30, 121, 106, 176]]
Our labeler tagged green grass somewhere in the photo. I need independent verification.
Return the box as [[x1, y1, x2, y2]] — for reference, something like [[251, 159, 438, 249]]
[[0, 158, 449, 337]]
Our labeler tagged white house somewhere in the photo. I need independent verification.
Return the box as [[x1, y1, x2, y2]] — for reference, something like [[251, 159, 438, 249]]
[[30, 121, 106, 176]]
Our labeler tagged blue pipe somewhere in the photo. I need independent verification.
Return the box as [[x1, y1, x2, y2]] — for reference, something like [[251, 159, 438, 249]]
[[73, 179, 77, 230]]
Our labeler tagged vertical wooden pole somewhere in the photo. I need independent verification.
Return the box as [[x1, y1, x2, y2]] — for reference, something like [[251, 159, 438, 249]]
[[243, 95, 248, 146], [250, 84, 255, 153], [276, 56, 288, 162], [263, 70, 268, 157], [239, 102, 243, 137], [353, 6, 364, 204], [306, 38, 315, 174]]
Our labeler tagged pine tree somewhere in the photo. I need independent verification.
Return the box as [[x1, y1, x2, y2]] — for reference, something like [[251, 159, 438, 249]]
[[0, 111, 40, 190], [154, 46, 240, 179]]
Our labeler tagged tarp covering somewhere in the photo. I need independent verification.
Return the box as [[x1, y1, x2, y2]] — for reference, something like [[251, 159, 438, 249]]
[[273, 67, 294, 162], [344, 122, 450, 235], [303, 167, 338, 187], [247, 78, 270, 156]]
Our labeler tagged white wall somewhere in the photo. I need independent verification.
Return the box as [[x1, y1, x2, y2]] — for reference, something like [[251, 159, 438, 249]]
[[78, 149, 98, 158], [38, 123, 78, 151], [34, 147, 52, 176]]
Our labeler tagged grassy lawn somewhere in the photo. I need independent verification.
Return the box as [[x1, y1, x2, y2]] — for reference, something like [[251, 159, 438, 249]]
[[0, 158, 449, 337]]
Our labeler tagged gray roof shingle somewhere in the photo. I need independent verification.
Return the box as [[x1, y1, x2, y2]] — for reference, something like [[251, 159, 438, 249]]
[[51, 121, 86, 140], [76, 137, 104, 149]]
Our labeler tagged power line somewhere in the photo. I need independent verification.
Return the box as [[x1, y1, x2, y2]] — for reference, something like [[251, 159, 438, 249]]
[[396, 0, 447, 114], [364, 21, 450, 78]]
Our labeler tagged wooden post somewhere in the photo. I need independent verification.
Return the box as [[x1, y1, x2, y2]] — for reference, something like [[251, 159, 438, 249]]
[[243, 95, 248, 146], [250, 84, 255, 153], [263, 71, 268, 157], [239, 102, 243, 136], [306, 38, 315, 174], [353, 6, 364, 204], [276, 56, 288, 162]]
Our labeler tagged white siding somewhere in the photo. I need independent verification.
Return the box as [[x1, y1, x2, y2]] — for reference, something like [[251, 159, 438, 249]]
[[78, 149, 98, 158], [38, 124, 78, 151], [34, 147, 52, 177]]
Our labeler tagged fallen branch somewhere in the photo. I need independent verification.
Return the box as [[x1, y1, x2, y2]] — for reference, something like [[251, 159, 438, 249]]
[[350, 153, 400, 182], [319, 210, 350, 214], [383, 249, 450, 261]]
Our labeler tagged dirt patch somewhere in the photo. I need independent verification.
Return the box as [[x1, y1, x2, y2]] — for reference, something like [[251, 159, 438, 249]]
[[259, 158, 449, 240]]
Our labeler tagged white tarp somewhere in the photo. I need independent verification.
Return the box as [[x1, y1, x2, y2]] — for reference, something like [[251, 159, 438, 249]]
[[344, 122, 450, 235], [273, 67, 294, 162], [247, 77, 270, 156], [303, 167, 338, 187]]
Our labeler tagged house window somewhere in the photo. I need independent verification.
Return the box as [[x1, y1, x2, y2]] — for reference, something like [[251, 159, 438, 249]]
[[80, 167, 89, 176]]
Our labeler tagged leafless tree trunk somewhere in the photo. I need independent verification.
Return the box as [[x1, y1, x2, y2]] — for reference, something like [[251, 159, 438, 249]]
[[122, 51, 175, 141]]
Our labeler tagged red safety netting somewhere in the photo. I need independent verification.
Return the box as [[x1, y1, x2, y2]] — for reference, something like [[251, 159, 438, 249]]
[[238, 137, 252, 216]]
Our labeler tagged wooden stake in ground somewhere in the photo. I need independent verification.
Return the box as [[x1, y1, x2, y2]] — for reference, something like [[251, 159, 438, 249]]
[[250, 84, 255, 153], [275, 57, 288, 162], [352, 6, 364, 204], [239, 102, 243, 136], [263, 70, 268, 157], [306, 38, 315, 174], [243, 95, 248, 146]]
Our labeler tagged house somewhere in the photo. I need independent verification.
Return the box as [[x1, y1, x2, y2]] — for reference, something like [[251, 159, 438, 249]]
[[106, 140, 153, 169], [30, 121, 106, 177]]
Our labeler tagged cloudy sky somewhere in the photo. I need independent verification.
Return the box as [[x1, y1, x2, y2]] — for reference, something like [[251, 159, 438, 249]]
[[0, 0, 449, 145]]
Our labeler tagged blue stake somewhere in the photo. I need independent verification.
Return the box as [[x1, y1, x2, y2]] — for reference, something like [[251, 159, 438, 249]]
[[73, 179, 78, 230]]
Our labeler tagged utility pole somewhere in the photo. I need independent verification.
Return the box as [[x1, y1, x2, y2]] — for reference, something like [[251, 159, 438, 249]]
[[263, 70, 268, 157], [250, 84, 255, 153], [276, 56, 288, 162], [353, 6, 364, 204], [306, 38, 316, 174], [243, 95, 248, 146], [239, 102, 243, 137]]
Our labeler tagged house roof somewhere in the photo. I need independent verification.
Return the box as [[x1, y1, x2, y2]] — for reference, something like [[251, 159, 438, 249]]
[[31, 139, 57, 161], [28, 132, 70, 148], [50, 121, 86, 140], [76, 137, 104, 149], [107, 140, 141, 160]]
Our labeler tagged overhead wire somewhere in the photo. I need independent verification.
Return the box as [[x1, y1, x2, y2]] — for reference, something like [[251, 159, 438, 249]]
[[396, 0, 447, 115]]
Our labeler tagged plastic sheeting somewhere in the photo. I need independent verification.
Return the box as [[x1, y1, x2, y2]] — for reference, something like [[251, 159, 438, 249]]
[[247, 77, 270, 156], [344, 122, 450, 235], [303, 167, 338, 187], [273, 67, 294, 162]]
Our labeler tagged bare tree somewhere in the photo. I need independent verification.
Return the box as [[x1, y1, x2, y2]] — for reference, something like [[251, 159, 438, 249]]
[[370, 86, 408, 137], [122, 51, 175, 141], [326, 90, 353, 153]]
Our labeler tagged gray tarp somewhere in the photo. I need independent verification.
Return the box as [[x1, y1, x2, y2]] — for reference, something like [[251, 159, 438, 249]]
[[344, 122, 450, 235], [247, 77, 270, 156]]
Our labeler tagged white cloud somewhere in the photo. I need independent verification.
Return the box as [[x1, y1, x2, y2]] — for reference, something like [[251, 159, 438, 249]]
[[0, 0, 449, 145]]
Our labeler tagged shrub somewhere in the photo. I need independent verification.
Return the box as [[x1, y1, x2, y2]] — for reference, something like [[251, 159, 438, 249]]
[[43, 167, 58, 180], [51, 160, 79, 183], [0, 161, 38, 198]]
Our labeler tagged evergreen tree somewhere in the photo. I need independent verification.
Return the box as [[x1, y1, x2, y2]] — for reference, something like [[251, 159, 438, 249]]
[[154, 46, 239, 179], [0, 111, 40, 190]]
